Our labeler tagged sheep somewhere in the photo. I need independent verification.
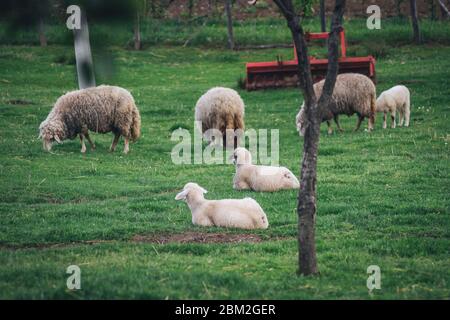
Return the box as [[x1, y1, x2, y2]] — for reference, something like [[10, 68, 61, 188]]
[[296, 73, 376, 136], [231, 147, 299, 192], [195, 87, 245, 149], [376, 85, 410, 129], [175, 182, 269, 230], [39, 85, 141, 154]]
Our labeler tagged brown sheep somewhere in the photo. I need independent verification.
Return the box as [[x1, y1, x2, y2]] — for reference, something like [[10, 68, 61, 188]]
[[195, 87, 245, 149], [296, 73, 376, 135], [39, 85, 141, 154]]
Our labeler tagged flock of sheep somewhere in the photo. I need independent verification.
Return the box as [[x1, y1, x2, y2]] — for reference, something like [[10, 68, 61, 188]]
[[39, 73, 411, 230]]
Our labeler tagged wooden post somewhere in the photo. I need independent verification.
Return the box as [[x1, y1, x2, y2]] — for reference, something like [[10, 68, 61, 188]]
[[73, 9, 96, 89], [410, 0, 422, 44], [320, 0, 326, 32], [38, 17, 47, 47], [225, 0, 235, 50]]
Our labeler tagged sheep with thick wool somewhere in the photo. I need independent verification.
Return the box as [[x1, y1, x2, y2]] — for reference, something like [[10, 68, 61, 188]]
[[296, 73, 376, 135], [175, 182, 269, 229], [39, 85, 141, 154], [195, 87, 245, 149], [376, 85, 410, 128], [231, 148, 300, 192]]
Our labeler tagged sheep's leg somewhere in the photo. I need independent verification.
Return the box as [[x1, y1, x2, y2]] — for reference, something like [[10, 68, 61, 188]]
[[123, 137, 130, 154], [81, 125, 95, 150], [79, 134, 86, 153], [334, 115, 344, 132], [326, 121, 333, 135], [233, 180, 250, 190], [390, 111, 396, 128], [354, 115, 364, 131], [382, 112, 387, 129], [398, 110, 404, 127], [368, 113, 375, 131], [110, 133, 120, 152], [404, 106, 410, 127], [84, 131, 95, 150]]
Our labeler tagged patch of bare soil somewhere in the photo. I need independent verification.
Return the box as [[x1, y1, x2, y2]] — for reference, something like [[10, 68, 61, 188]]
[[0, 239, 114, 251], [131, 232, 264, 244], [0, 232, 289, 250], [7, 99, 35, 105]]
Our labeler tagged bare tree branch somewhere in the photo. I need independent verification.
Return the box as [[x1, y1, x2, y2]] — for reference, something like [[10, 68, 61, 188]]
[[318, 0, 346, 110]]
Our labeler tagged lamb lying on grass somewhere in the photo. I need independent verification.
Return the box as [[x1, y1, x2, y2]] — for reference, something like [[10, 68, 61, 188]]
[[195, 87, 245, 149], [231, 148, 299, 192], [39, 85, 141, 154], [376, 85, 411, 128], [296, 73, 376, 135], [175, 182, 269, 229]]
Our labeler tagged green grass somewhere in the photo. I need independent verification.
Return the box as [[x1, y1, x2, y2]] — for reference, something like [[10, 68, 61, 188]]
[[2, 17, 450, 48], [0, 24, 449, 299]]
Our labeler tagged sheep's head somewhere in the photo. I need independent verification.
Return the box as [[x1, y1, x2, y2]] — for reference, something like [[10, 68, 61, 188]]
[[281, 170, 300, 189], [38, 119, 64, 151], [231, 147, 252, 165], [296, 104, 306, 136], [175, 182, 207, 202]]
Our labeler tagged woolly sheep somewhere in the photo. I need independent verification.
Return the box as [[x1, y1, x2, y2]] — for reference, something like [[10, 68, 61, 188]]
[[231, 148, 299, 192], [376, 85, 410, 128], [39, 85, 141, 154], [296, 73, 376, 136], [175, 182, 269, 230], [195, 87, 245, 149]]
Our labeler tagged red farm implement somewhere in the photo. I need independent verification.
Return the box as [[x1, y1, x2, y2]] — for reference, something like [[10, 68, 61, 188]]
[[245, 28, 376, 90]]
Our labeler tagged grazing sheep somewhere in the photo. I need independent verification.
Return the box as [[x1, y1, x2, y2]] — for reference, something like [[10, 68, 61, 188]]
[[39, 85, 141, 154], [231, 148, 299, 192], [175, 182, 269, 230], [376, 85, 410, 129], [195, 87, 245, 149], [296, 73, 376, 135]]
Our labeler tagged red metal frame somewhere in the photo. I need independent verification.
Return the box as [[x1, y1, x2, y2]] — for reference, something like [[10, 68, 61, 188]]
[[245, 28, 376, 90]]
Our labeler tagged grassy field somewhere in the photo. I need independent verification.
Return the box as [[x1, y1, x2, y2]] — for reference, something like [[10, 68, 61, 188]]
[[2, 17, 450, 49], [0, 20, 449, 299]]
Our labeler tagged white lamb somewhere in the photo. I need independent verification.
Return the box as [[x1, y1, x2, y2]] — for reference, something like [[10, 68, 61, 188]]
[[376, 85, 411, 128], [231, 148, 300, 192], [175, 182, 269, 230]]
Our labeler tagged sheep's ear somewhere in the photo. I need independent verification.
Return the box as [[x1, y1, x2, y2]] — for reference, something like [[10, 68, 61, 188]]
[[199, 186, 207, 194], [175, 189, 189, 200], [54, 135, 62, 143]]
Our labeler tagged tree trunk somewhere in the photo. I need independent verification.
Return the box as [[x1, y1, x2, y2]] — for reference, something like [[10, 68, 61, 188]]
[[429, 0, 436, 20], [188, 0, 194, 18], [320, 0, 326, 32], [225, 0, 235, 50], [438, 0, 450, 19], [38, 17, 47, 47], [73, 9, 95, 89], [396, 0, 404, 17], [134, 12, 142, 50], [410, 0, 422, 44], [272, 0, 345, 276]]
